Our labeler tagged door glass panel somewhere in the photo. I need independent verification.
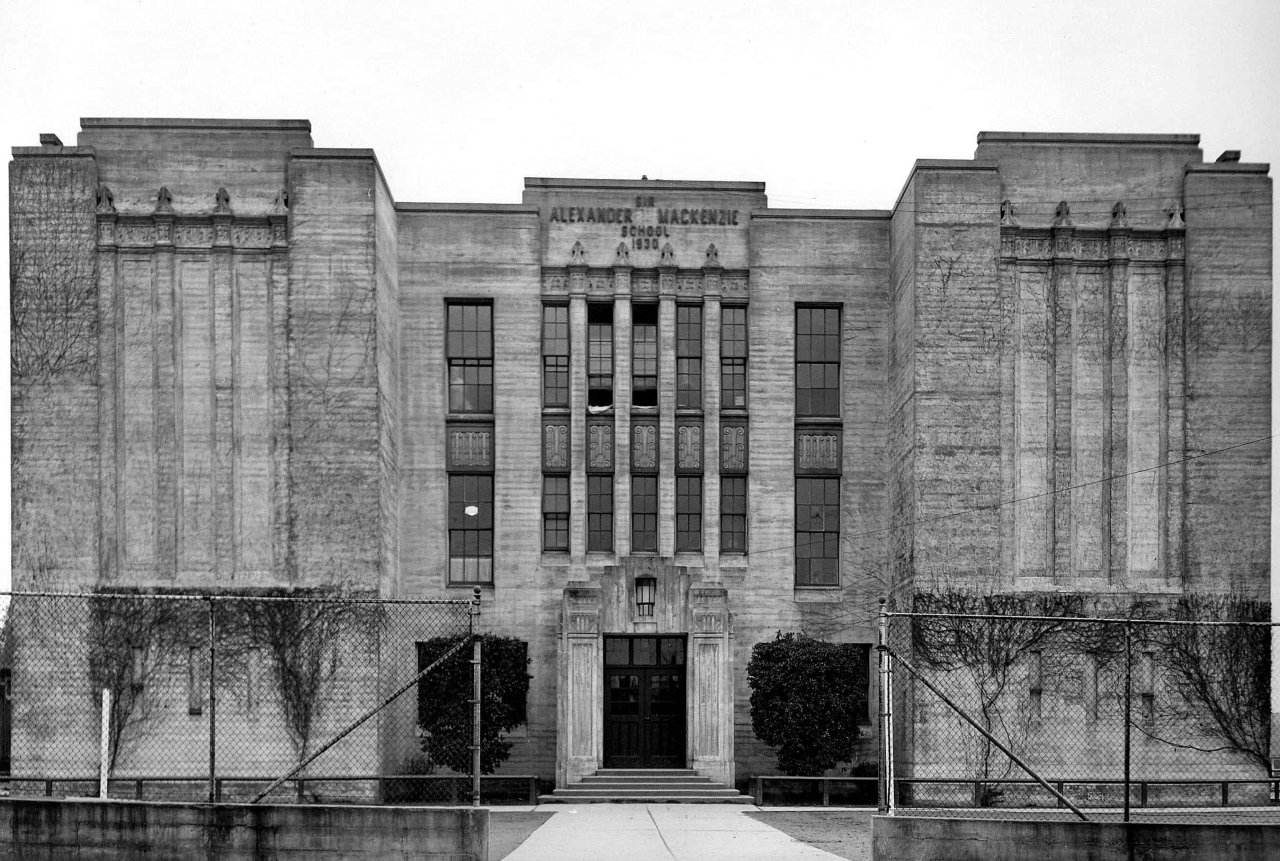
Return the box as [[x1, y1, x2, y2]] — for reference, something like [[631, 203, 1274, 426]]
[[605, 638, 630, 666], [609, 674, 640, 715], [659, 638, 685, 666], [632, 637, 657, 666], [649, 673, 683, 716]]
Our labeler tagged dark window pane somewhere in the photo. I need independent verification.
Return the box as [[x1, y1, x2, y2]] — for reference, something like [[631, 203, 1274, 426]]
[[449, 474, 493, 584], [605, 638, 630, 666], [632, 638, 657, 666], [676, 475, 702, 552], [632, 475, 658, 552], [660, 638, 685, 666], [795, 476, 838, 586], [720, 476, 747, 553], [588, 474, 613, 552]]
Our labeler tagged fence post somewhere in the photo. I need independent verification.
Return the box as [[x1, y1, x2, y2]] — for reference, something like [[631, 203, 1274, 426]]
[[208, 597, 217, 804], [876, 598, 894, 814], [471, 586, 482, 808], [1123, 620, 1132, 823]]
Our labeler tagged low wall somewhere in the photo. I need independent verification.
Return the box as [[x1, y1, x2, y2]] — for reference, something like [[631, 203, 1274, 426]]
[[0, 797, 488, 860], [873, 815, 1280, 861]]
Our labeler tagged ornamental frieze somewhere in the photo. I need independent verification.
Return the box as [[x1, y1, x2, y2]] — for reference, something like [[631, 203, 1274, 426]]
[[677, 425, 702, 470]]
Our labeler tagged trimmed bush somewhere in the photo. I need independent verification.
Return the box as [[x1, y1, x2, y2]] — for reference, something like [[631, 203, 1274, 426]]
[[747, 632, 866, 775]]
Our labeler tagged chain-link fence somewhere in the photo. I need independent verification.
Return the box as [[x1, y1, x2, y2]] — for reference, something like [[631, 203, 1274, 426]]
[[878, 603, 1276, 823], [0, 590, 480, 805]]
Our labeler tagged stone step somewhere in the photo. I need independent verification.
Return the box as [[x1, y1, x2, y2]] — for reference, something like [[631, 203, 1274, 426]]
[[539, 769, 752, 804], [577, 775, 714, 785], [563, 783, 736, 793], [592, 769, 699, 777], [539, 792, 754, 804]]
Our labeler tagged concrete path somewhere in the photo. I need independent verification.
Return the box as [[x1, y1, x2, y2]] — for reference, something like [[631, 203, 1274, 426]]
[[499, 804, 846, 861]]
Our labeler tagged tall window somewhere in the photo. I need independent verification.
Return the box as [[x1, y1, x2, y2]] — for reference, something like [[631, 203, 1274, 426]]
[[720, 476, 747, 553], [632, 303, 658, 408], [588, 304, 613, 410], [447, 303, 493, 413], [542, 305, 569, 407], [543, 475, 569, 552], [588, 474, 614, 552], [720, 305, 747, 410], [632, 475, 658, 553], [795, 306, 840, 416], [796, 305, 840, 585], [676, 305, 702, 410], [676, 475, 702, 552], [795, 476, 838, 586], [449, 474, 493, 583]]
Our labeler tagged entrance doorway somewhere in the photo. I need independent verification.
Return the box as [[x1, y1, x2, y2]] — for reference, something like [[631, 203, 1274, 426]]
[[603, 635, 686, 768]]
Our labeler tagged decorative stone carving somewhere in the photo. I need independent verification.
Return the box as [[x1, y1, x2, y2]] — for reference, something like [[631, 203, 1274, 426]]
[[587, 423, 614, 470], [117, 223, 156, 247], [677, 426, 702, 470], [96, 220, 116, 246], [633, 273, 658, 294], [704, 243, 721, 268], [176, 225, 214, 248], [659, 243, 675, 266], [1052, 201, 1072, 228], [632, 424, 658, 470], [677, 273, 701, 294], [721, 425, 746, 472], [449, 429, 493, 468], [569, 613, 598, 634], [272, 188, 289, 214], [544, 424, 569, 470], [1168, 235, 1185, 259], [999, 199, 1017, 226], [722, 275, 747, 295], [214, 187, 232, 214], [1164, 198, 1185, 229], [233, 225, 271, 248], [1107, 201, 1127, 228], [95, 184, 115, 214], [570, 240, 586, 265], [614, 242, 630, 265], [155, 187, 174, 214], [695, 613, 726, 633], [797, 433, 840, 471], [153, 217, 173, 246]]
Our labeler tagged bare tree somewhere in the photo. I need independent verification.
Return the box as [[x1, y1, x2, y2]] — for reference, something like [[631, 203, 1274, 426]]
[[908, 590, 1085, 801], [87, 593, 201, 769]]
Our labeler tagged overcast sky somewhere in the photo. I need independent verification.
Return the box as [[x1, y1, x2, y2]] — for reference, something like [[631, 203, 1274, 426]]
[[2, 0, 1277, 591]]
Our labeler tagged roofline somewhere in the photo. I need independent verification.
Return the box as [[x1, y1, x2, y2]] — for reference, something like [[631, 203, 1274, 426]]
[[525, 177, 766, 194], [752, 208, 891, 221], [81, 117, 312, 132], [977, 131, 1201, 147], [891, 159, 999, 214], [397, 202, 539, 215]]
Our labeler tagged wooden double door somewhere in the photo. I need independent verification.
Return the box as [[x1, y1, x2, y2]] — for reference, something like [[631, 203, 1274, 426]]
[[603, 635, 686, 769]]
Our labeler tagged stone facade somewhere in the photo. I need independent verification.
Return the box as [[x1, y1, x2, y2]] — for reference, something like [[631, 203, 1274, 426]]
[[9, 121, 1271, 788]]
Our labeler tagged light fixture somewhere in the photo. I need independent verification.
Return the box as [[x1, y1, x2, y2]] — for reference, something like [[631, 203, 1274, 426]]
[[635, 577, 656, 618]]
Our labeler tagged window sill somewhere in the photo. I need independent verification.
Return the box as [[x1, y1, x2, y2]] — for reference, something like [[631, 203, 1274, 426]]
[[793, 586, 843, 603]]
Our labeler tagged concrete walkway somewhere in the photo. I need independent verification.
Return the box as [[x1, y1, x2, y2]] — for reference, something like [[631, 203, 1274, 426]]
[[499, 804, 846, 861]]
